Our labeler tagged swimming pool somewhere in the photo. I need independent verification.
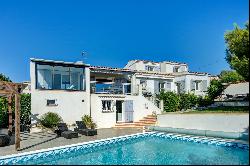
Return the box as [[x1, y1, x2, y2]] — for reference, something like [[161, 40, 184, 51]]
[[0, 132, 249, 165]]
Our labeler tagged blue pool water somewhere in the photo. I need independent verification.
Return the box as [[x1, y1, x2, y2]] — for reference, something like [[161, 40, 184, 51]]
[[9, 134, 249, 165]]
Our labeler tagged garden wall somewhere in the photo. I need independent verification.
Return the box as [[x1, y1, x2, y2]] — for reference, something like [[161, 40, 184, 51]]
[[213, 101, 249, 107], [157, 113, 249, 133]]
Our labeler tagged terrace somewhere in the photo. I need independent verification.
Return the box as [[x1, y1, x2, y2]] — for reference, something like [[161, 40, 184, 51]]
[[0, 128, 142, 156], [90, 66, 135, 95]]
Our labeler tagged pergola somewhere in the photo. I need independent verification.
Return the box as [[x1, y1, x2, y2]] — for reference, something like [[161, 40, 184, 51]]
[[0, 81, 27, 150]]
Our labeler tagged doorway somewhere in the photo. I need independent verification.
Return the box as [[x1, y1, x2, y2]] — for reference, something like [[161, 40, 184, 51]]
[[116, 100, 123, 122]]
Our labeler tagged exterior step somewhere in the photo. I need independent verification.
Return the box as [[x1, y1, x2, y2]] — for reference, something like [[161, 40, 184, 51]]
[[134, 121, 156, 124], [113, 114, 157, 128], [143, 117, 157, 120], [139, 119, 156, 122], [113, 125, 143, 128]]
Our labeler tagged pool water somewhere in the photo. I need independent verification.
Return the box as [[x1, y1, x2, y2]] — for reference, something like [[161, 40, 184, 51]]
[[20, 136, 248, 165]]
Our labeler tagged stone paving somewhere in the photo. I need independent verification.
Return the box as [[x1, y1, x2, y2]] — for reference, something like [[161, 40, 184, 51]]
[[0, 128, 142, 157]]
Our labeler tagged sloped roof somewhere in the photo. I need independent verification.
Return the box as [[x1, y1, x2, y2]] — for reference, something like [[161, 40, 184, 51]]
[[223, 82, 249, 96]]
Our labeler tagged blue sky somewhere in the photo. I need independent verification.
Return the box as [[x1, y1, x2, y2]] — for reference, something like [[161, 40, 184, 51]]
[[0, 0, 249, 82]]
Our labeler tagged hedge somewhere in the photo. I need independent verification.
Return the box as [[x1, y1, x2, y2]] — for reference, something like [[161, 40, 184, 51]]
[[157, 91, 213, 112], [0, 94, 31, 128]]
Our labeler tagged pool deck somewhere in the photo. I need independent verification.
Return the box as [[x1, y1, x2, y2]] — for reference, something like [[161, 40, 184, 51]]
[[0, 128, 143, 157]]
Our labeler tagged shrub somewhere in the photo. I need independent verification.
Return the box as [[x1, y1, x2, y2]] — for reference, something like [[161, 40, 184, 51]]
[[0, 97, 9, 128], [20, 94, 31, 126], [82, 114, 97, 129], [0, 94, 31, 128], [157, 91, 180, 112], [40, 112, 62, 128], [197, 96, 213, 107], [179, 93, 198, 111], [207, 80, 224, 100]]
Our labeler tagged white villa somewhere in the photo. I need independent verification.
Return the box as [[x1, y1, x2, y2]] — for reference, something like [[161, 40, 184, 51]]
[[30, 58, 210, 128]]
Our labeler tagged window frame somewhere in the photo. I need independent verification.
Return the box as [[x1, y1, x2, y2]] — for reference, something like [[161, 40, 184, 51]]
[[101, 100, 113, 113], [35, 62, 86, 91]]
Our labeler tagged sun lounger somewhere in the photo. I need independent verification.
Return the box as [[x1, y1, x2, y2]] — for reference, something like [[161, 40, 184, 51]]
[[74, 121, 97, 136], [55, 123, 78, 139]]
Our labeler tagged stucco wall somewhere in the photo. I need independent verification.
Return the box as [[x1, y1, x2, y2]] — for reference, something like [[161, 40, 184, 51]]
[[31, 90, 90, 124], [90, 94, 161, 128], [157, 113, 249, 132]]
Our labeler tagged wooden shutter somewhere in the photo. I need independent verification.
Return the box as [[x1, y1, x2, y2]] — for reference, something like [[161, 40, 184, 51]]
[[201, 80, 208, 91]]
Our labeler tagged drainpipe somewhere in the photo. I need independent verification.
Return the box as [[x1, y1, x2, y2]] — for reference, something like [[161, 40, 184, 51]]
[[90, 93, 91, 117]]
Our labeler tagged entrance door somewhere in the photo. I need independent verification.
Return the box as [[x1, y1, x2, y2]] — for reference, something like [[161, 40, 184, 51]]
[[124, 100, 134, 122], [116, 101, 122, 122]]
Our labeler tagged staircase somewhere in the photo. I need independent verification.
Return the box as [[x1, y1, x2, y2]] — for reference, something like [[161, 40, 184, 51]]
[[113, 115, 157, 128]]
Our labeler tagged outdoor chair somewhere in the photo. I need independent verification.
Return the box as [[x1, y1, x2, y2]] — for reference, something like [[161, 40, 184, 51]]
[[54, 123, 78, 139], [74, 121, 97, 136]]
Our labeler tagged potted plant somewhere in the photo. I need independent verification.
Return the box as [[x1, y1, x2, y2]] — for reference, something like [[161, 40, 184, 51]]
[[81, 115, 97, 136]]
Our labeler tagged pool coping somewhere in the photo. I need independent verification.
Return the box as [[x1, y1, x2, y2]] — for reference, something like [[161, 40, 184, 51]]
[[0, 131, 249, 165]]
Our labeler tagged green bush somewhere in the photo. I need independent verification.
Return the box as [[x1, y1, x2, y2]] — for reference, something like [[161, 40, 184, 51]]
[[179, 93, 198, 111], [40, 112, 62, 128], [207, 80, 224, 100], [82, 114, 97, 129], [197, 96, 213, 107], [157, 91, 215, 112], [20, 94, 31, 125], [157, 91, 180, 112], [0, 97, 9, 128], [0, 94, 31, 128]]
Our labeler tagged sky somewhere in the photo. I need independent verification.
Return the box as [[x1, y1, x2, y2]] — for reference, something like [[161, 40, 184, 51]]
[[0, 0, 249, 82]]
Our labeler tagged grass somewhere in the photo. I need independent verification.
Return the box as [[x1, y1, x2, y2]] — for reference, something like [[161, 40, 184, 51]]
[[183, 106, 249, 114]]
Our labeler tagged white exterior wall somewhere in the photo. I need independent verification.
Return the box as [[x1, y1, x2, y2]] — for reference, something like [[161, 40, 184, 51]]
[[90, 94, 161, 128], [124, 60, 137, 70], [31, 91, 89, 124], [30, 61, 91, 125], [124, 60, 160, 71], [160, 62, 188, 73], [173, 74, 210, 96]]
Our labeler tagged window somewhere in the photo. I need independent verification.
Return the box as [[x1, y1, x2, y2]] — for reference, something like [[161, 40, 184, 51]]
[[173, 66, 179, 73], [37, 65, 53, 89], [36, 64, 85, 91], [46, 99, 57, 106], [165, 82, 171, 91], [145, 65, 154, 71], [102, 100, 113, 112], [159, 82, 165, 92], [195, 82, 199, 90], [176, 82, 181, 94], [140, 80, 147, 89]]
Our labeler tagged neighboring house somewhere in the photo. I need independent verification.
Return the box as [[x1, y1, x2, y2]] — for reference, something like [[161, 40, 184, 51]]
[[213, 82, 249, 107], [124, 60, 210, 96], [22, 81, 31, 94], [221, 82, 249, 100], [30, 58, 210, 128]]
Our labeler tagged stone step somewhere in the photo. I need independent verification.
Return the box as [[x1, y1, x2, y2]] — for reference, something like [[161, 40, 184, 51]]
[[115, 123, 136, 126], [134, 122, 156, 125], [143, 117, 157, 120], [113, 114, 157, 128], [134, 124, 155, 127], [113, 125, 143, 128], [139, 119, 157, 122]]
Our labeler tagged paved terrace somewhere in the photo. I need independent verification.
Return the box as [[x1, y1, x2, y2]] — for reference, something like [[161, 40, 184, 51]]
[[0, 128, 142, 156]]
